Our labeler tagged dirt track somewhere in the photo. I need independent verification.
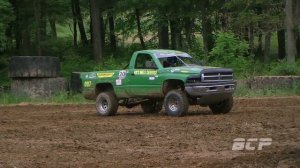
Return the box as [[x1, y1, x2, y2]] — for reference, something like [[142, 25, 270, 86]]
[[0, 97, 299, 167]]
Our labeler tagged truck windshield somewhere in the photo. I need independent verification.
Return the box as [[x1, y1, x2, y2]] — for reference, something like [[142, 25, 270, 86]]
[[159, 56, 201, 68]]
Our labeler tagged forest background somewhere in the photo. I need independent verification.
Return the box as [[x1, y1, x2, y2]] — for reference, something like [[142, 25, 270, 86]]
[[0, 0, 300, 90]]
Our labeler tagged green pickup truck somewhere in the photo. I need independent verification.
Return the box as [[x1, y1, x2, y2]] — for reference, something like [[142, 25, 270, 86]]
[[81, 50, 236, 116]]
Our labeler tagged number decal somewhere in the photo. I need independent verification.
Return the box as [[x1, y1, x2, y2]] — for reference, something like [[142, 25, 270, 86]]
[[118, 70, 127, 79]]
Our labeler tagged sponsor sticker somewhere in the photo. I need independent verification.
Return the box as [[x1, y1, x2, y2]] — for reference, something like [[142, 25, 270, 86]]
[[84, 81, 92, 87], [149, 77, 155, 80], [134, 70, 157, 76], [116, 79, 122, 86], [97, 72, 114, 78]]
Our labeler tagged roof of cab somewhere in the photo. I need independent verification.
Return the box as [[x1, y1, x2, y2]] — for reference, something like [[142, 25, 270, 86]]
[[136, 49, 191, 58]]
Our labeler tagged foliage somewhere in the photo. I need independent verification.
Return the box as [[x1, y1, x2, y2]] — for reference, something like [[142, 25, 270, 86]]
[[0, 0, 14, 50], [269, 60, 300, 76], [209, 32, 254, 78], [61, 48, 96, 78], [187, 38, 206, 61], [0, 0, 299, 99], [226, 0, 285, 34]]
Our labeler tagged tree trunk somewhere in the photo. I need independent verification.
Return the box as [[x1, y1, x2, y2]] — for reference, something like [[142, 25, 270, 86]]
[[135, 8, 145, 49], [184, 17, 193, 48], [73, 19, 78, 47], [74, 0, 88, 45], [257, 33, 263, 57], [200, 0, 214, 53], [90, 0, 103, 62], [178, 29, 183, 49], [40, 0, 47, 55], [49, 18, 57, 39], [71, 0, 77, 47], [170, 20, 177, 50], [277, 30, 286, 59], [170, 19, 181, 50], [248, 26, 254, 55], [5, 24, 13, 49], [100, 14, 105, 48], [10, 0, 21, 51], [21, 28, 31, 55], [221, 10, 228, 31], [201, 14, 214, 53], [34, 0, 42, 56], [158, 23, 169, 49], [202, 18, 214, 52], [285, 0, 296, 63], [108, 11, 117, 52], [297, 30, 300, 57], [264, 32, 271, 63]]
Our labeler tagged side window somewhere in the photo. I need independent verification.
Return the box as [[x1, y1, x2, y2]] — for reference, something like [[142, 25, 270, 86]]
[[135, 54, 157, 69]]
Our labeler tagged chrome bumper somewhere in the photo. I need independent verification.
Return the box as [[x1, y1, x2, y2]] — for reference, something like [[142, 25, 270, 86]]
[[185, 81, 236, 105]]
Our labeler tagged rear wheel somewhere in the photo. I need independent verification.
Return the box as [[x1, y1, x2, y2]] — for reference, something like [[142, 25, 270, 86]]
[[209, 95, 233, 114], [141, 99, 163, 113], [96, 92, 118, 116], [164, 90, 189, 117]]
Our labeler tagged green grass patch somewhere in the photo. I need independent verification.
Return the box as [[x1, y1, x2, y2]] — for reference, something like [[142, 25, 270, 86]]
[[0, 92, 93, 105], [1, 85, 300, 105]]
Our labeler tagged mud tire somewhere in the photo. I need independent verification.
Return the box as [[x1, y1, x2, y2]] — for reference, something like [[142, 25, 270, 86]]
[[96, 92, 118, 116], [164, 90, 189, 117]]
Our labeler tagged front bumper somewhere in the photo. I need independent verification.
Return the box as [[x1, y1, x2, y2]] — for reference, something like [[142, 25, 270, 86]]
[[185, 81, 236, 105]]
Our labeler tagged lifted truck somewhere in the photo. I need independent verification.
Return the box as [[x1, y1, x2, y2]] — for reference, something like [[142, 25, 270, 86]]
[[80, 50, 236, 117]]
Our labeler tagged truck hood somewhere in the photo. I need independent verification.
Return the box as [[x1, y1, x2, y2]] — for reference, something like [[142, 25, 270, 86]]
[[164, 65, 222, 74]]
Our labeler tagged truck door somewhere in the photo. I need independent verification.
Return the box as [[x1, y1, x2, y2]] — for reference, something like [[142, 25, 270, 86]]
[[125, 53, 161, 97]]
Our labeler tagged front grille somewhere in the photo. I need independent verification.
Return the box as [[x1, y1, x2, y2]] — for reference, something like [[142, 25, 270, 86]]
[[201, 69, 233, 82]]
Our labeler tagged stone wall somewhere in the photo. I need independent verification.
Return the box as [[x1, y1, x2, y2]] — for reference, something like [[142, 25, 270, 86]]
[[237, 76, 300, 89]]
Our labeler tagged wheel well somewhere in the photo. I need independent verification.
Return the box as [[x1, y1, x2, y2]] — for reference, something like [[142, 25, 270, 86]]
[[163, 79, 184, 94], [95, 83, 114, 95]]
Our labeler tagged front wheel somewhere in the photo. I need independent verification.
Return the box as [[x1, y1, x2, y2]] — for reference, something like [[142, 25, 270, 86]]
[[164, 90, 189, 117], [96, 92, 119, 116], [209, 95, 233, 114]]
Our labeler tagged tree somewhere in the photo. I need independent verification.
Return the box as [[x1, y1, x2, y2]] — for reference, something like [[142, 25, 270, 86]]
[[200, 0, 215, 53], [135, 8, 145, 49], [226, 0, 285, 61], [0, 0, 14, 50], [73, 0, 88, 45], [285, 0, 297, 63], [108, 9, 117, 51], [277, 30, 286, 59], [90, 0, 103, 62]]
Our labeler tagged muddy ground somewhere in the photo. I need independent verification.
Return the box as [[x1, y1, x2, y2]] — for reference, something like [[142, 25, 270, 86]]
[[0, 97, 299, 167]]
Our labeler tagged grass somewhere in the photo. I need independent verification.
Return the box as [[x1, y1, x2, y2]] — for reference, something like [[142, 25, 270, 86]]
[[0, 92, 93, 105], [1, 85, 300, 105]]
